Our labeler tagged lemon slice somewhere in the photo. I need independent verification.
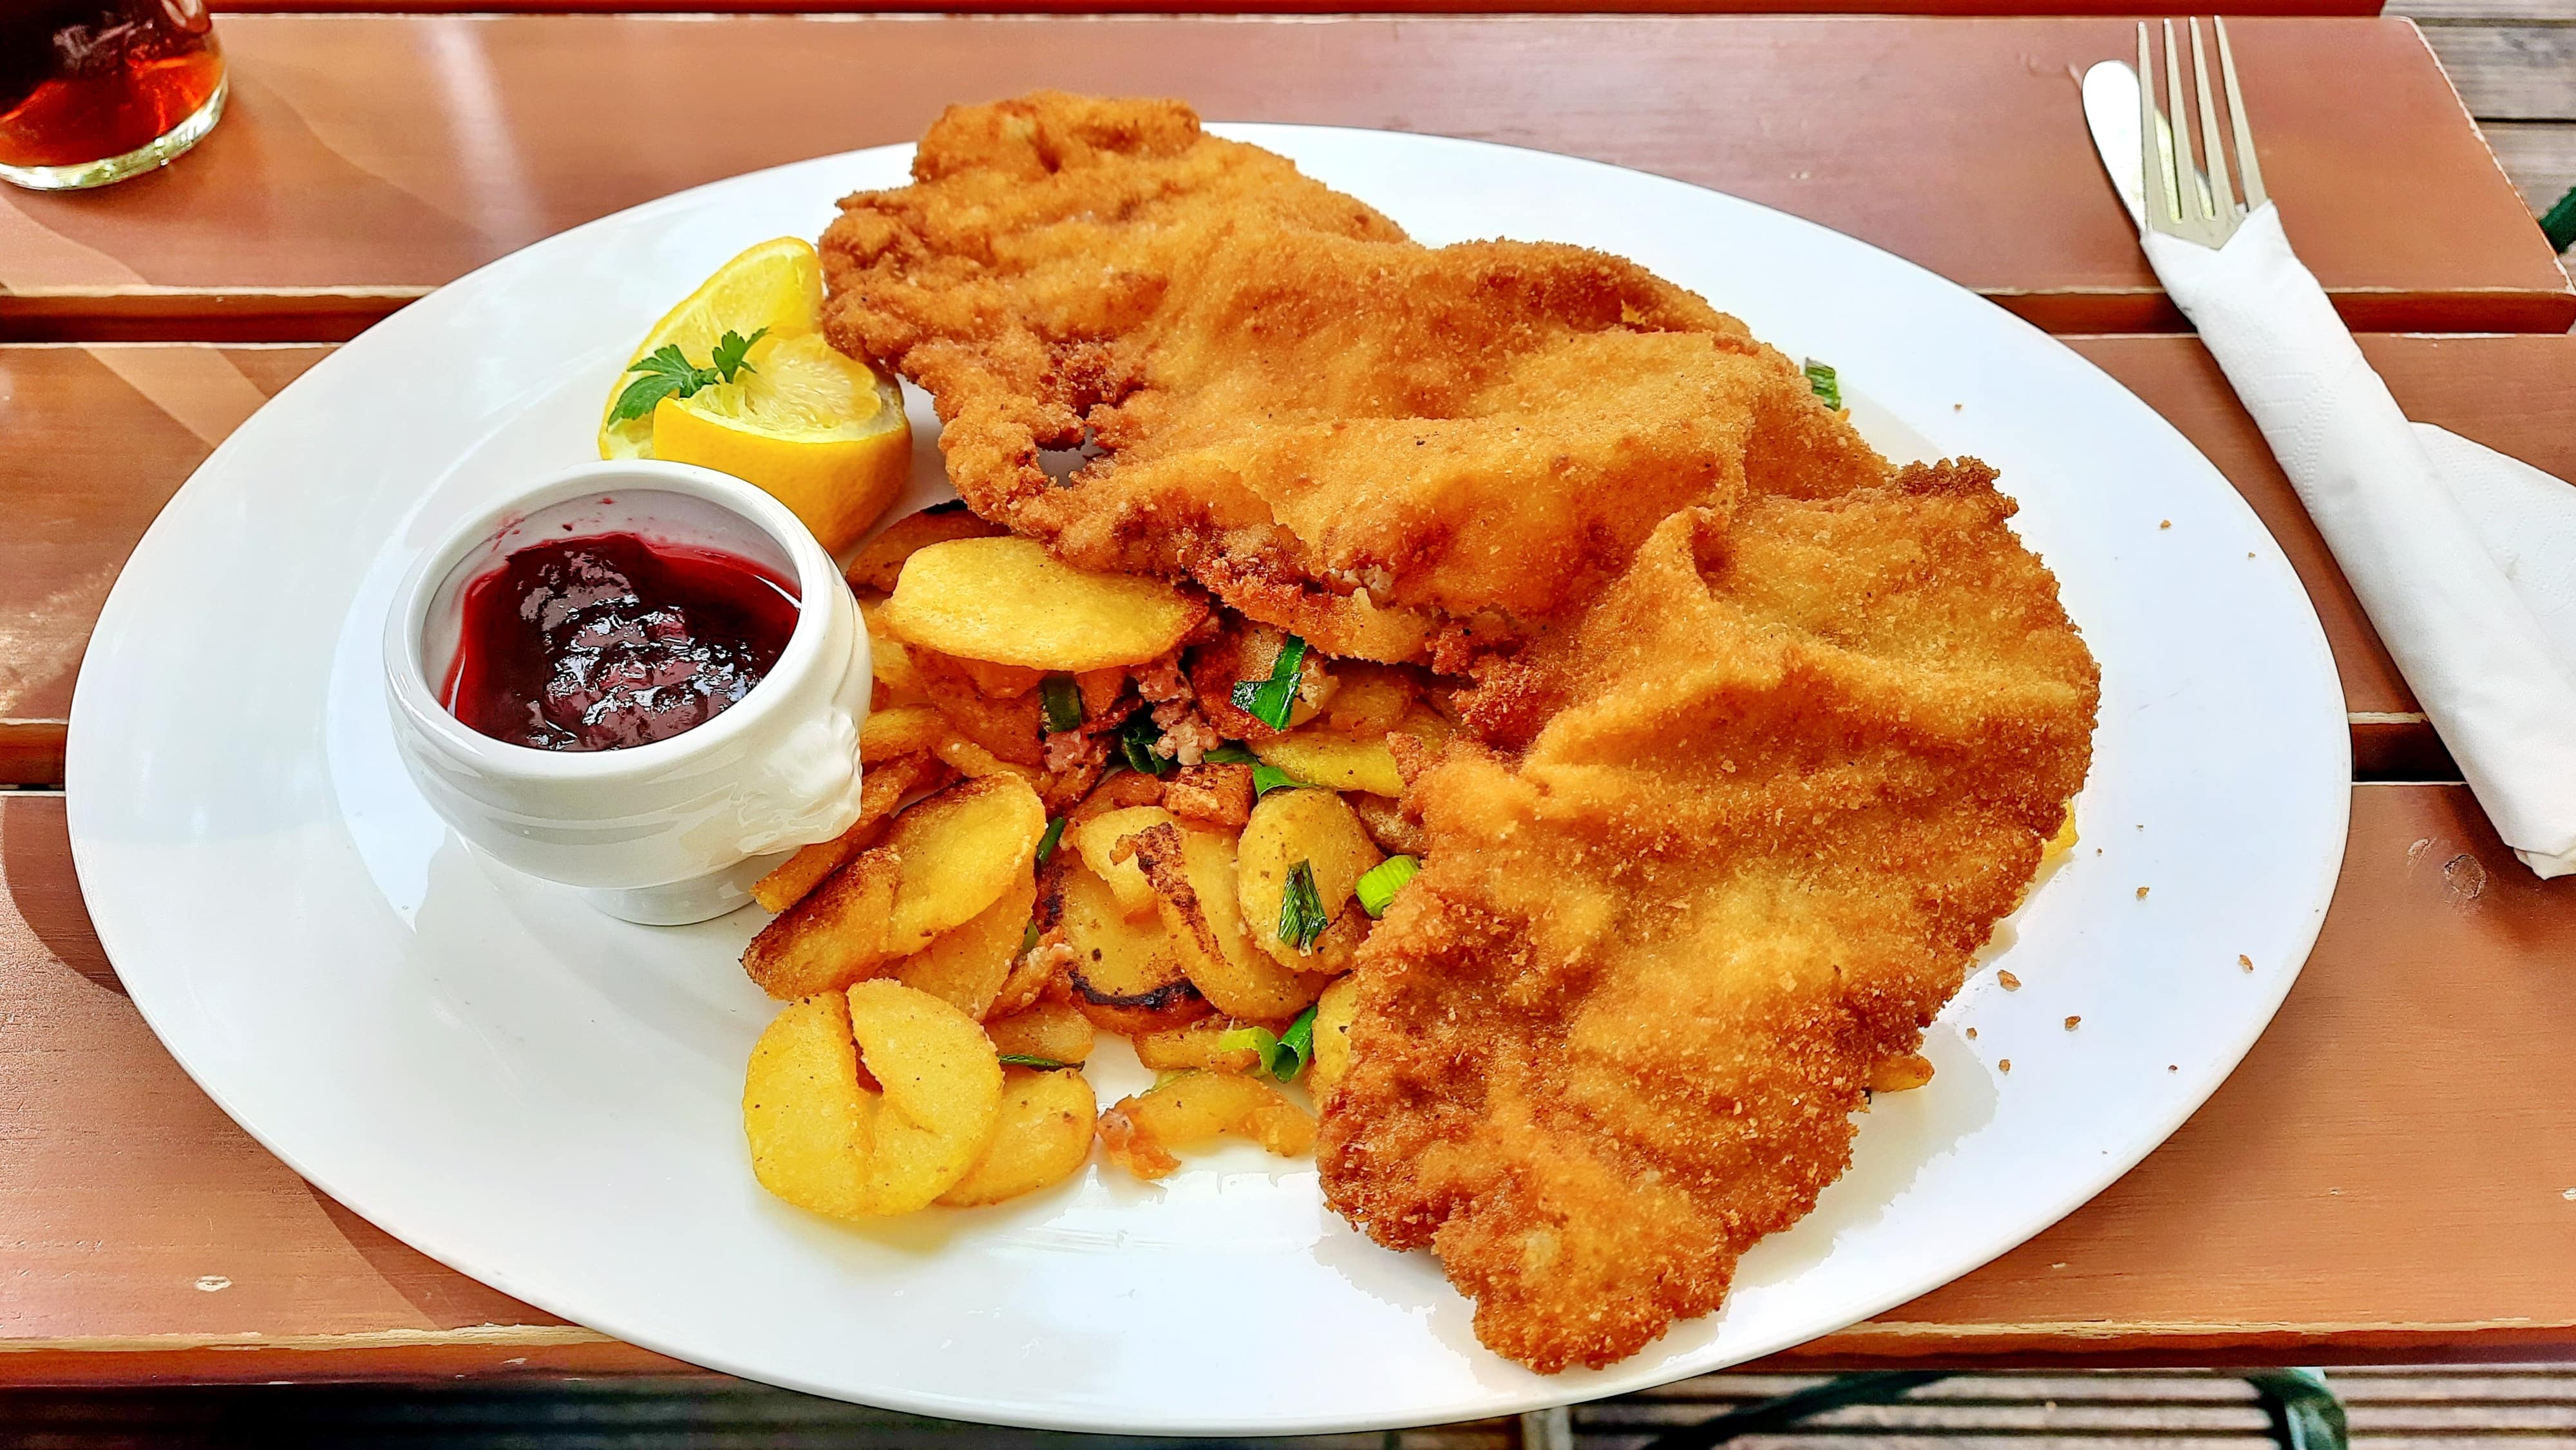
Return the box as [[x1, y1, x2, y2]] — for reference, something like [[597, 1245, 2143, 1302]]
[[652, 334, 913, 554], [598, 236, 913, 552]]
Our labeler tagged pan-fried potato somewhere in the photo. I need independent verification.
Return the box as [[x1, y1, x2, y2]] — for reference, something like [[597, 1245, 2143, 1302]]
[[1065, 770, 1165, 829], [956, 657, 1047, 699], [1348, 793, 1428, 857], [936, 1068, 1096, 1207], [1125, 824, 1326, 1022], [858, 597, 930, 708], [985, 937, 1056, 1022], [1307, 975, 1361, 1103], [1074, 805, 1175, 920], [1236, 788, 1382, 972], [1318, 663, 1416, 737], [742, 981, 1003, 1218], [915, 650, 1046, 766], [985, 999, 1095, 1068], [895, 867, 1036, 1020], [1250, 729, 1403, 797], [1130, 1018, 1261, 1075], [846, 502, 1004, 594], [861, 703, 950, 764], [1095, 1069, 1316, 1181], [741, 851, 901, 1000], [743, 775, 1044, 999], [1049, 856, 1208, 1035], [882, 537, 1206, 672], [753, 751, 952, 913]]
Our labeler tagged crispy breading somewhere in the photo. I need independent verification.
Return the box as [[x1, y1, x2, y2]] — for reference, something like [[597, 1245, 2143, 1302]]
[[1317, 469, 2100, 1372], [819, 91, 1882, 664]]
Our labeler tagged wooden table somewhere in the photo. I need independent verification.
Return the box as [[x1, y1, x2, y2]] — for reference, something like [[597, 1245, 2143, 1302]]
[[6, 12, 2575, 1398]]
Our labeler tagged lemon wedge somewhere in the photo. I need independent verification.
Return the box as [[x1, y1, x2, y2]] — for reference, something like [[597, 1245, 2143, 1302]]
[[598, 236, 912, 553]]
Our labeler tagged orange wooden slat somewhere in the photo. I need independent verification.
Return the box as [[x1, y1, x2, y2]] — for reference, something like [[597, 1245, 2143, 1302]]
[[205, 0, 2385, 14], [6, 784, 2570, 1381], [14, 334, 2571, 787], [0, 15, 2562, 341]]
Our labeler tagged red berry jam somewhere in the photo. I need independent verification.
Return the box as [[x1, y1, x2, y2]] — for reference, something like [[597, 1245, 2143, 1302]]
[[441, 532, 800, 752]]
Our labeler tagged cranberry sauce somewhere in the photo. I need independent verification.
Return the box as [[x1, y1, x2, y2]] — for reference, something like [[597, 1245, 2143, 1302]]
[[440, 532, 800, 752]]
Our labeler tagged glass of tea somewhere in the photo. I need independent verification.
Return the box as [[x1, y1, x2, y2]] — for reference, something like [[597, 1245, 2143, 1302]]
[[0, 0, 227, 191]]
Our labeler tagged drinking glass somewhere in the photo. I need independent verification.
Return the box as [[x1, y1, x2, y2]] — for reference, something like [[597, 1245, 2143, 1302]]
[[1, 0, 226, 191]]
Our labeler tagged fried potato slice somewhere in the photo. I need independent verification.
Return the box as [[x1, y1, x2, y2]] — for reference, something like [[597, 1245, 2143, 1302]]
[[1347, 792, 1428, 857], [858, 597, 930, 708], [1131, 1018, 1262, 1075], [861, 703, 951, 764], [1307, 974, 1361, 1103], [846, 502, 1005, 594], [915, 650, 1046, 766], [1096, 1069, 1316, 1181], [1049, 854, 1209, 1035], [895, 865, 1036, 1020], [742, 982, 1004, 1218], [753, 751, 952, 913], [1126, 823, 1327, 1021], [743, 775, 1045, 999], [1074, 805, 1177, 920], [936, 1068, 1097, 1207], [986, 999, 1095, 1068], [1236, 788, 1382, 973], [883, 536, 1207, 672], [1249, 729, 1402, 797]]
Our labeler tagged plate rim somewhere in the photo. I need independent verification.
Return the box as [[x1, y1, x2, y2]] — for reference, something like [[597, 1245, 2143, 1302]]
[[64, 122, 2354, 1433]]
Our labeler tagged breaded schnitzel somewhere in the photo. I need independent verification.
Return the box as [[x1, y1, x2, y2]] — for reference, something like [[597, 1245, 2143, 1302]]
[[820, 91, 1880, 665], [1316, 467, 2099, 1371]]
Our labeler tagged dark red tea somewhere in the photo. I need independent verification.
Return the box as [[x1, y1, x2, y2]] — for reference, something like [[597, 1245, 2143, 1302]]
[[0, 0, 225, 170]]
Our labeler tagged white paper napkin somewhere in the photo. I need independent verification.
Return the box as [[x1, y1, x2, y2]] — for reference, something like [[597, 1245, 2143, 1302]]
[[2084, 61, 2576, 877]]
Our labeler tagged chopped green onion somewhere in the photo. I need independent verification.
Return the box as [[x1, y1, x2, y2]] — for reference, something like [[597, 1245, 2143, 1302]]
[[1251, 762, 1311, 797], [1117, 712, 1177, 777], [1039, 675, 1084, 734], [1230, 635, 1309, 731], [1276, 860, 1329, 952], [1274, 1003, 1317, 1083], [1018, 919, 1041, 957], [1216, 1003, 1319, 1084], [1202, 744, 1261, 765], [1034, 816, 1066, 865], [1355, 854, 1419, 918], [1803, 359, 1841, 410], [998, 1053, 1075, 1071]]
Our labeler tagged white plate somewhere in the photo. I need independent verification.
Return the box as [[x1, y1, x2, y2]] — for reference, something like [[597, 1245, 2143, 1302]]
[[66, 126, 2349, 1434]]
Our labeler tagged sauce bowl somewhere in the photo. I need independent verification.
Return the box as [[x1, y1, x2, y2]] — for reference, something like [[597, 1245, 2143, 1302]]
[[383, 461, 869, 925]]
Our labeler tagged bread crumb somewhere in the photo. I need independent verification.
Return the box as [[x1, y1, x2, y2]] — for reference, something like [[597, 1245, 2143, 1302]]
[[1997, 969, 2022, 991], [2239, 954, 2253, 972], [2064, 1015, 2081, 1030], [2167, 1064, 2179, 1072], [2159, 520, 2172, 529], [1999, 1058, 2012, 1073], [2136, 886, 2149, 899], [1965, 1026, 1978, 1040]]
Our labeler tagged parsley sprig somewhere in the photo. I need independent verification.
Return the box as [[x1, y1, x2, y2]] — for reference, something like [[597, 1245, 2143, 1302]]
[[609, 327, 768, 424]]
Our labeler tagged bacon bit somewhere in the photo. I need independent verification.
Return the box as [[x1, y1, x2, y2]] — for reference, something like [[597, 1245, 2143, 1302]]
[[1149, 698, 1222, 766], [1044, 728, 1105, 775], [1166, 763, 1254, 829], [1133, 654, 1192, 705], [1996, 969, 2022, 991]]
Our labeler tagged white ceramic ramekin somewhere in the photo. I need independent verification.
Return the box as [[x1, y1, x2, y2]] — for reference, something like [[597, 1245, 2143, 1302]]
[[383, 461, 869, 925]]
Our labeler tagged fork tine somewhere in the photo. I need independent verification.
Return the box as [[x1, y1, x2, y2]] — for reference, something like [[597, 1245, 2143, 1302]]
[[2188, 19, 2240, 221], [2159, 20, 2207, 239], [2138, 22, 2179, 236], [2215, 17, 2268, 209]]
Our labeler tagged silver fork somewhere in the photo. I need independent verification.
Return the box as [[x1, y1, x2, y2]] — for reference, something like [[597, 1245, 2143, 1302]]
[[2138, 16, 2269, 247]]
